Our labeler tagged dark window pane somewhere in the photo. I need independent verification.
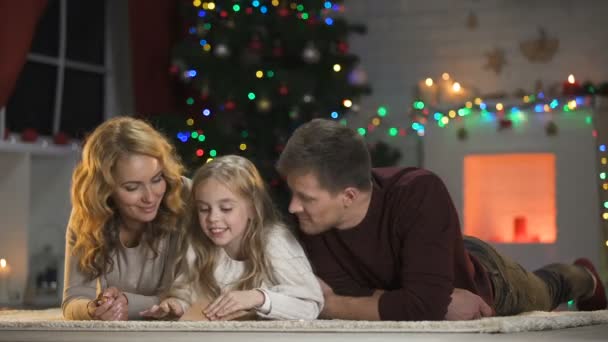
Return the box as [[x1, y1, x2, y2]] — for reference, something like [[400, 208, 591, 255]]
[[6, 62, 56, 135], [30, 0, 60, 57], [60, 69, 104, 138], [66, 0, 105, 64]]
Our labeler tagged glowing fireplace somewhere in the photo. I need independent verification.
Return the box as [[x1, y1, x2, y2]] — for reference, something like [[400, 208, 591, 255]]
[[463, 153, 556, 243]]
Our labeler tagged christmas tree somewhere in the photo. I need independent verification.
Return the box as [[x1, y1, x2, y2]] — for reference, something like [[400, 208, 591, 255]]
[[154, 0, 371, 197]]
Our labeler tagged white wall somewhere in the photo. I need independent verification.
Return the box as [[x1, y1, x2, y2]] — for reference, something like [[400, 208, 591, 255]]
[[345, 0, 608, 162], [343, 1, 607, 269], [423, 107, 600, 270], [0, 153, 30, 303], [0, 147, 78, 305]]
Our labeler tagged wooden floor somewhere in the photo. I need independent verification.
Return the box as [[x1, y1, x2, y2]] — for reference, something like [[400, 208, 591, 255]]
[[1, 324, 607, 342]]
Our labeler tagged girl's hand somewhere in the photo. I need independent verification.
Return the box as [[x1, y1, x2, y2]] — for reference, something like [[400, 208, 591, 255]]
[[203, 290, 265, 320], [87, 287, 129, 321], [140, 298, 185, 320]]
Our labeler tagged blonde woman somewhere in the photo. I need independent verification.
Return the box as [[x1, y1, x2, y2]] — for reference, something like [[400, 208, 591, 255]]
[[141, 155, 323, 321], [62, 117, 189, 320]]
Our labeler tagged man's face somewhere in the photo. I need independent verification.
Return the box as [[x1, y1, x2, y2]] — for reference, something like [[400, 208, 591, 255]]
[[286, 172, 345, 235]]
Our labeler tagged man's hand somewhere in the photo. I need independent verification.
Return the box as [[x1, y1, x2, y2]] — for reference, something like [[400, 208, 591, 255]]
[[140, 297, 184, 320], [317, 277, 383, 320], [445, 288, 494, 320], [87, 287, 128, 321], [203, 290, 265, 320], [317, 277, 335, 297], [317, 277, 335, 318]]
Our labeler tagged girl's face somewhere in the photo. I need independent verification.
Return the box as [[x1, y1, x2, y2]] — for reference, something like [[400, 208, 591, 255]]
[[111, 154, 166, 229], [194, 178, 253, 258]]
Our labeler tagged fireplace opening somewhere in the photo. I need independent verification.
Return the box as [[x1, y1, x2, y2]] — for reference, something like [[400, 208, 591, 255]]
[[463, 153, 556, 243]]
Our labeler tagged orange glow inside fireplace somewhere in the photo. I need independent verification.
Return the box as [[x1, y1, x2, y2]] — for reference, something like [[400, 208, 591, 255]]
[[463, 153, 556, 244]]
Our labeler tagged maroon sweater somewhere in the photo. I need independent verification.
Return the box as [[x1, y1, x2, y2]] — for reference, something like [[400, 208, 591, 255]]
[[300, 167, 493, 321]]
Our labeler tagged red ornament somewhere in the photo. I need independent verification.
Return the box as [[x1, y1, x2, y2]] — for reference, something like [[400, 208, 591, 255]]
[[498, 118, 513, 130], [337, 41, 349, 54], [246, 7, 253, 14], [220, 10, 228, 18], [21, 128, 39, 142], [279, 85, 289, 95], [248, 36, 263, 52], [53, 132, 70, 145], [278, 8, 289, 17], [225, 100, 236, 111], [273, 44, 284, 57]]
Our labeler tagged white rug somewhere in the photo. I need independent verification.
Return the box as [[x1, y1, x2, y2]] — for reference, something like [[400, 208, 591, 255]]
[[1, 308, 607, 334]]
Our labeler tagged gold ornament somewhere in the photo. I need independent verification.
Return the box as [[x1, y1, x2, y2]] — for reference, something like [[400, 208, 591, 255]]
[[484, 48, 507, 74], [520, 28, 559, 63]]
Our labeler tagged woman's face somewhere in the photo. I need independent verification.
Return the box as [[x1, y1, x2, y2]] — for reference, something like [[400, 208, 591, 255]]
[[111, 153, 166, 228]]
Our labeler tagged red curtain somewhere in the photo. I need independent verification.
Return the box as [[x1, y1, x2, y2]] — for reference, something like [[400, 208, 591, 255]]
[[128, 0, 179, 115], [0, 0, 48, 108]]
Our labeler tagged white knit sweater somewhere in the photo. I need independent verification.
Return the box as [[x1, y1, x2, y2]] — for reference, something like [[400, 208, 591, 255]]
[[169, 225, 324, 320]]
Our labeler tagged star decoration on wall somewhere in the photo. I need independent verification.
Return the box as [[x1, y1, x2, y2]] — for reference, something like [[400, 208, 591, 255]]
[[484, 48, 507, 74], [520, 28, 559, 63]]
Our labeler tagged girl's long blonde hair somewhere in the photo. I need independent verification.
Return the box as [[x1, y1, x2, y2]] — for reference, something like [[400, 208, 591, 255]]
[[69, 116, 186, 280], [177, 155, 280, 298]]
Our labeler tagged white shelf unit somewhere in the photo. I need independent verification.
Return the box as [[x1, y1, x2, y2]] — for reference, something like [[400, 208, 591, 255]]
[[0, 141, 79, 306]]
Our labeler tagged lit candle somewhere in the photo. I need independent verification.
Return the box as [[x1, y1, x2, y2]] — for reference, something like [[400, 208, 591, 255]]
[[438, 79, 472, 106], [0, 258, 10, 303], [417, 77, 438, 106], [562, 74, 581, 95]]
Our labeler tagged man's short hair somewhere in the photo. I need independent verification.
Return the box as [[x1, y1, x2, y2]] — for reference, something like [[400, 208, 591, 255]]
[[276, 119, 372, 193]]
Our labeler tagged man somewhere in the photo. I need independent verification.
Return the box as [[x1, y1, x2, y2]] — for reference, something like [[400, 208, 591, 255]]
[[276, 118, 606, 321]]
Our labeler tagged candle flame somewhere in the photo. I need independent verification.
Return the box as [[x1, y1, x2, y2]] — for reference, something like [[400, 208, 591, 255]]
[[0, 259, 6, 268], [568, 74, 575, 84], [425, 78, 433, 87], [442, 72, 450, 81], [452, 82, 461, 92]]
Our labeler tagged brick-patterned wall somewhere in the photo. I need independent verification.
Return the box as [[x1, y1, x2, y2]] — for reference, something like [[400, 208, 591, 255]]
[[346, 0, 608, 165]]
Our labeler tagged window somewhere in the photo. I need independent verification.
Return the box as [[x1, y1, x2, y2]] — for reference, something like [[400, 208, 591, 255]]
[[5, 0, 108, 139]]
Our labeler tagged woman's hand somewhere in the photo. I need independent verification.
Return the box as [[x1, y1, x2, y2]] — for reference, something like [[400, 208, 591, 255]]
[[140, 297, 185, 320], [203, 290, 265, 320], [87, 287, 128, 321]]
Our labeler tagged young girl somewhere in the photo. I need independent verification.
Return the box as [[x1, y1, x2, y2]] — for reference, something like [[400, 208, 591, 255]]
[[142, 155, 323, 320]]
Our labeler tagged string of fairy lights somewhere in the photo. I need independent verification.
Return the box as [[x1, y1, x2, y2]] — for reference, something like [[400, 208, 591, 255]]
[[350, 73, 608, 251], [597, 107, 608, 251], [351, 74, 598, 139]]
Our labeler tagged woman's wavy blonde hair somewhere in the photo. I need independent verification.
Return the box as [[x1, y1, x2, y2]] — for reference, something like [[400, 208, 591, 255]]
[[69, 116, 186, 280], [176, 155, 280, 298]]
